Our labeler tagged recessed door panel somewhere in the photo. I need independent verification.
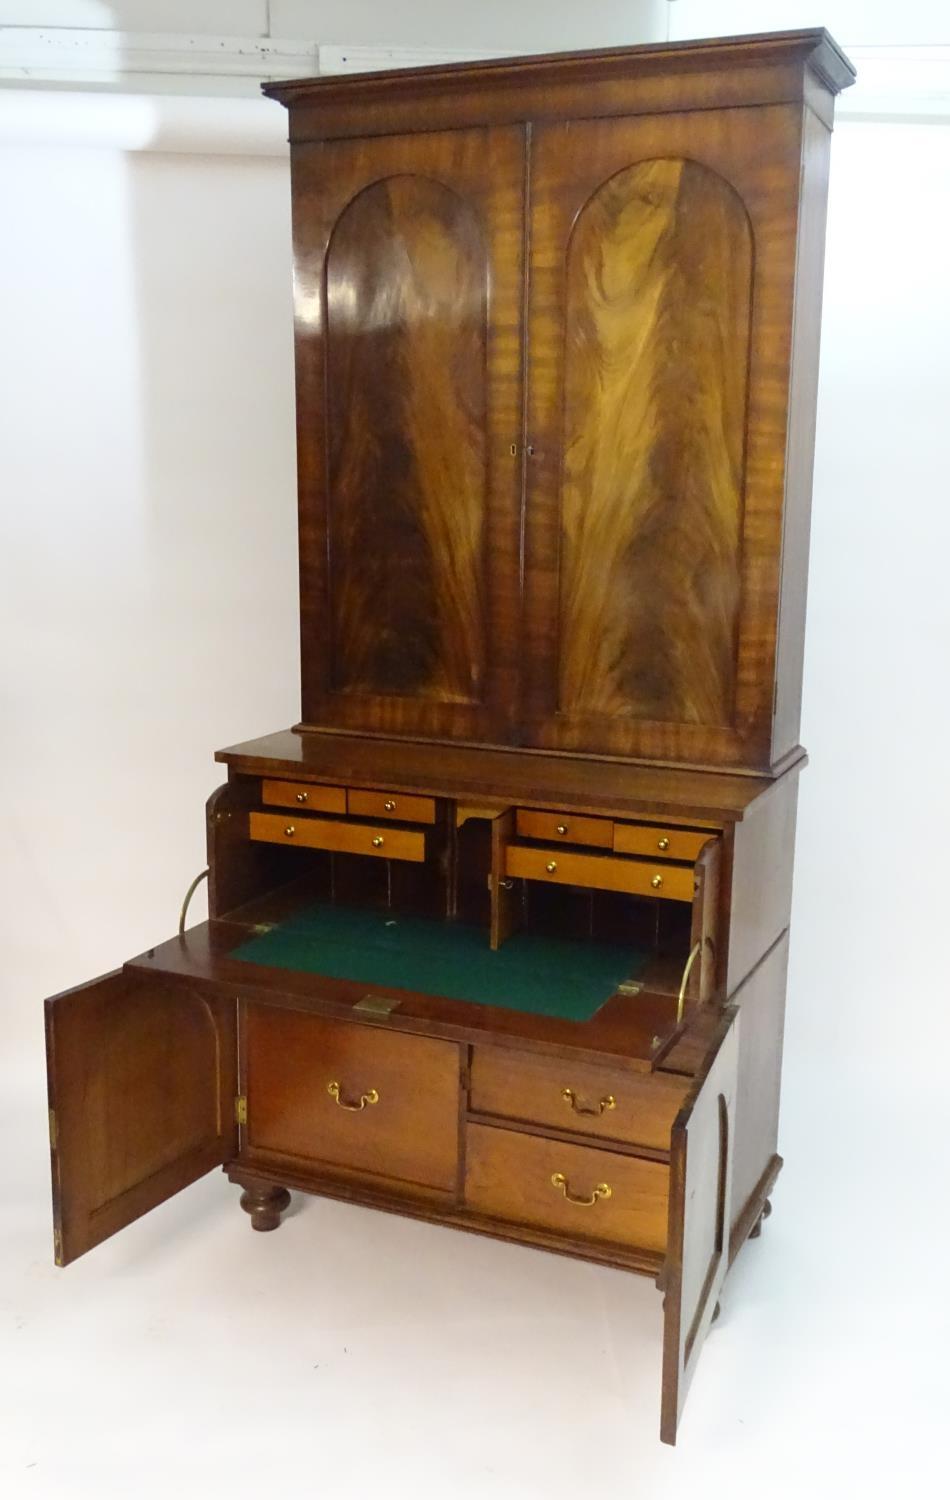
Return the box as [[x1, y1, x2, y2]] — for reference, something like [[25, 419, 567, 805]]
[[523, 107, 802, 767], [292, 126, 525, 742]]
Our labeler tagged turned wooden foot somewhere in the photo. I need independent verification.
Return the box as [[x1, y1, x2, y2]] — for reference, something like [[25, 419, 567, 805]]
[[749, 1197, 773, 1240], [240, 1183, 291, 1232]]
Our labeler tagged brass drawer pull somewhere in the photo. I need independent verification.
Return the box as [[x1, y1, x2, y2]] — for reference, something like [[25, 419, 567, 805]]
[[550, 1172, 611, 1206], [372, 835, 384, 848], [295, 791, 308, 804], [657, 835, 669, 850], [651, 874, 663, 889], [384, 799, 396, 811], [284, 825, 295, 837], [545, 860, 557, 873], [556, 823, 568, 835], [561, 1087, 616, 1116], [327, 1081, 379, 1111]]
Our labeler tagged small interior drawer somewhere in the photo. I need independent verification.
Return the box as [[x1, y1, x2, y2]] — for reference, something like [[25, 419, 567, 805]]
[[347, 788, 437, 824], [261, 778, 346, 814], [504, 844, 695, 902], [244, 1006, 460, 1192], [613, 823, 713, 861], [249, 811, 426, 862], [470, 1047, 690, 1152], [515, 809, 613, 849], [465, 1123, 669, 1251]]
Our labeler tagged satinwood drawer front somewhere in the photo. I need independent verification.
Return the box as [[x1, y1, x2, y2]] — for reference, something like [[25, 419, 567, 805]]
[[249, 811, 426, 862], [244, 1007, 460, 1192], [465, 1123, 669, 1251], [470, 1048, 690, 1153], [347, 789, 437, 824], [504, 844, 694, 902], [612, 823, 712, 862], [261, 779, 346, 814], [515, 809, 613, 848]]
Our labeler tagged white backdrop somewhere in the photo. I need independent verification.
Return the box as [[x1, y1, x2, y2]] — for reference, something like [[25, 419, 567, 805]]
[[1, 4, 949, 1496]]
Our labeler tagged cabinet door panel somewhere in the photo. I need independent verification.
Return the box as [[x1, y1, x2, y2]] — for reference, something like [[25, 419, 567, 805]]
[[45, 971, 236, 1266], [523, 107, 802, 768], [661, 1009, 739, 1444], [292, 126, 525, 742]]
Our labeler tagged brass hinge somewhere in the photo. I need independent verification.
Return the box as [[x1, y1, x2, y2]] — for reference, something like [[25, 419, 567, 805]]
[[234, 1095, 247, 1126], [48, 1108, 58, 1151]]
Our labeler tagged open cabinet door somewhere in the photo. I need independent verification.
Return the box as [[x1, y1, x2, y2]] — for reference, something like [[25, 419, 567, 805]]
[[661, 1008, 740, 1444], [45, 970, 236, 1266]]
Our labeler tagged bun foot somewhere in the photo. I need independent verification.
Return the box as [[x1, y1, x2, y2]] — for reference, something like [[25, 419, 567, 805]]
[[240, 1183, 291, 1232], [749, 1197, 773, 1240]]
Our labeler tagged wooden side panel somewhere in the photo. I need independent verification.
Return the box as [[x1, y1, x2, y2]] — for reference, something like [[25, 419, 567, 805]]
[[291, 125, 525, 742], [45, 971, 236, 1266], [661, 1010, 739, 1444], [771, 107, 833, 762], [558, 158, 752, 729], [729, 935, 788, 1248], [725, 770, 799, 992], [490, 807, 522, 949], [524, 106, 804, 768]]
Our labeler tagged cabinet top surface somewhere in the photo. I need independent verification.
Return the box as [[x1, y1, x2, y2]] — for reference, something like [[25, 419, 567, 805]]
[[263, 28, 855, 108]]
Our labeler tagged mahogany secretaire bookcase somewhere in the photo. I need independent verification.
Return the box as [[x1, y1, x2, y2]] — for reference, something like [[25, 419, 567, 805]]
[[43, 30, 854, 1443]]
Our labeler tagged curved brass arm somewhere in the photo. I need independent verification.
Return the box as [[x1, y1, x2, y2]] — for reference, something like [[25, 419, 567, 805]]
[[179, 868, 209, 934], [676, 936, 716, 1025]]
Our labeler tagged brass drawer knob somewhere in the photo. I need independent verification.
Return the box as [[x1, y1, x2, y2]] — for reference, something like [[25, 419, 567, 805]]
[[562, 1087, 616, 1116], [651, 874, 663, 889], [295, 791, 308, 804], [657, 836, 670, 850], [327, 1081, 379, 1112], [372, 835, 385, 848], [545, 860, 557, 873], [284, 825, 295, 837], [550, 1172, 611, 1207], [383, 799, 396, 811], [556, 823, 568, 835]]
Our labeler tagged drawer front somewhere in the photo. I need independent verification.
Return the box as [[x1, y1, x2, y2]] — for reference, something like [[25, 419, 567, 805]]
[[261, 778, 346, 814], [504, 844, 695, 902], [613, 823, 713, 862], [245, 1006, 460, 1192], [470, 1048, 690, 1152], [347, 788, 437, 824], [249, 811, 426, 862], [515, 809, 613, 849], [466, 1123, 669, 1251]]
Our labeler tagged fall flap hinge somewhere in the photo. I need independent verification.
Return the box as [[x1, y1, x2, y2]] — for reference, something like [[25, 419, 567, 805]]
[[234, 1095, 247, 1126], [48, 1108, 58, 1151]]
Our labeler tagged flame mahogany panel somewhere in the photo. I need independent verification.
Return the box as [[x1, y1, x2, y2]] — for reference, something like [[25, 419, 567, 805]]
[[523, 106, 803, 767], [559, 158, 752, 727], [292, 126, 525, 741]]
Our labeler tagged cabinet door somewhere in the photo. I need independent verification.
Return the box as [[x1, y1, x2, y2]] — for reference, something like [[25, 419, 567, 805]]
[[45, 971, 236, 1265], [522, 108, 802, 768], [661, 1009, 740, 1444], [292, 126, 525, 743]]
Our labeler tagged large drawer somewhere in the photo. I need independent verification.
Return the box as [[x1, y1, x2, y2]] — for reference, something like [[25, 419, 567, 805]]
[[244, 1006, 460, 1193], [504, 844, 694, 902], [470, 1047, 690, 1153], [249, 810, 426, 862], [465, 1123, 669, 1251]]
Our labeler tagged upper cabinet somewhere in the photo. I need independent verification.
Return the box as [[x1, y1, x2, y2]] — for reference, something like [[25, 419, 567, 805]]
[[290, 126, 525, 743], [268, 32, 853, 771]]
